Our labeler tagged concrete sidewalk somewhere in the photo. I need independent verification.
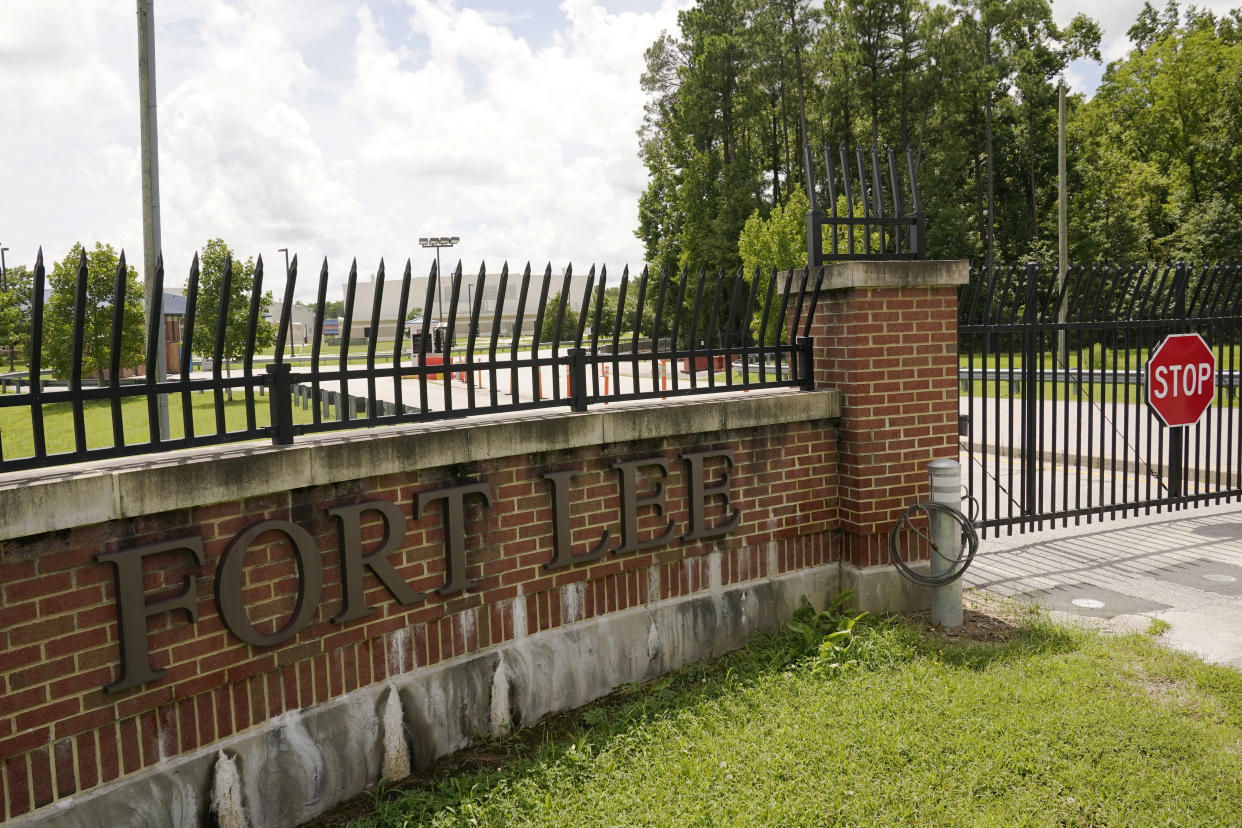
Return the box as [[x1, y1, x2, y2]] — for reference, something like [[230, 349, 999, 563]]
[[964, 500, 1242, 669]]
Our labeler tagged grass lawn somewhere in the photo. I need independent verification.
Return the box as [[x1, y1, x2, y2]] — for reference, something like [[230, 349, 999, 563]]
[[313, 597, 1242, 827], [0, 391, 319, 459]]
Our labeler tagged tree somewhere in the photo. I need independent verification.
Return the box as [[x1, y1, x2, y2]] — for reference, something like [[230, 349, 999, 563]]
[[739, 186, 808, 344], [538, 292, 580, 342], [0, 265, 34, 370], [44, 244, 145, 381], [1070, 9, 1242, 260], [189, 240, 276, 394]]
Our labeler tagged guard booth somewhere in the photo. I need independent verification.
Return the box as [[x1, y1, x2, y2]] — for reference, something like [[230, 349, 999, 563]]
[[404, 316, 451, 376]]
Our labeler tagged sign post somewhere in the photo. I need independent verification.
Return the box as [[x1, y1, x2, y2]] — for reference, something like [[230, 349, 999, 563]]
[[1146, 332, 1216, 498]]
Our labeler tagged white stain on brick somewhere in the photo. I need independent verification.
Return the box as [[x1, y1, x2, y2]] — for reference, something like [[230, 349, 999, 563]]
[[767, 540, 779, 578], [511, 589, 527, 640], [458, 608, 476, 651], [708, 550, 723, 590], [388, 627, 411, 675], [648, 564, 661, 603], [562, 581, 585, 624]]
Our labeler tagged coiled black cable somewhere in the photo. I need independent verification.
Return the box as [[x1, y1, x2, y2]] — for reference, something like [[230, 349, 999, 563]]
[[888, 501, 980, 587]]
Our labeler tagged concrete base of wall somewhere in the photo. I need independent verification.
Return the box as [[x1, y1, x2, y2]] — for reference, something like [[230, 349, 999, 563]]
[[840, 561, 932, 615], [14, 561, 844, 828]]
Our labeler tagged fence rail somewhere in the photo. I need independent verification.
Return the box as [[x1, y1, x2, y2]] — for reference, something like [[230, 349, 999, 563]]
[[0, 249, 822, 473]]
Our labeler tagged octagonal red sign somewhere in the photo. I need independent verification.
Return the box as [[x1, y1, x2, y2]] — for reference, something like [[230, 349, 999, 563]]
[[1146, 333, 1216, 427]]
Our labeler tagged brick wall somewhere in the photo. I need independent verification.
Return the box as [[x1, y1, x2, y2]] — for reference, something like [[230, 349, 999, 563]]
[[0, 413, 836, 822], [0, 259, 966, 824], [808, 262, 964, 567]]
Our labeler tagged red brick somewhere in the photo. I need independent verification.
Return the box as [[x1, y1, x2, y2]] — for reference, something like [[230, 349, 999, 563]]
[[75, 730, 98, 792], [177, 698, 197, 754], [0, 726, 50, 759], [4, 572, 72, 604], [196, 693, 216, 747], [5, 754, 31, 818], [215, 686, 234, 741], [54, 737, 76, 798], [30, 746, 53, 807]]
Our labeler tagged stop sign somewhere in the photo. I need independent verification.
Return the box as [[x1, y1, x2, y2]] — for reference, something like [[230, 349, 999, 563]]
[[1146, 333, 1216, 426]]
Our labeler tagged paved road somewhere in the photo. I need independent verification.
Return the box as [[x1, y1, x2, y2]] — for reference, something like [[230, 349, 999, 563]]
[[965, 499, 1242, 669]]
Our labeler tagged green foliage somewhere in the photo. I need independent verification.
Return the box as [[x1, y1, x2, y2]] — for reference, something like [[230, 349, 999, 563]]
[[44, 243, 145, 380], [738, 186, 808, 276], [629, 0, 1242, 268], [0, 265, 34, 370], [738, 186, 808, 345], [537, 292, 580, 343], [322, 299, 346, 320], [189, 239, 276, 362], [1072, 11, 1242, 261]]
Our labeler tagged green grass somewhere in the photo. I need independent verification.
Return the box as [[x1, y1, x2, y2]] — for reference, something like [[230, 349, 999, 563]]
[[324, 599, 1242, 827], [0, 391, 319, 459], [960, 344, 1242, 371]]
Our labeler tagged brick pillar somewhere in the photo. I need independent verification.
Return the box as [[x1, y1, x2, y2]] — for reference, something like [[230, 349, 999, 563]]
[[801, 260, 968, 573]]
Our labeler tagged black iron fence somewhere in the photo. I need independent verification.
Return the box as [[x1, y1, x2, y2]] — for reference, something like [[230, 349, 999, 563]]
[[0, 249, 822, 473], [959, 261, 1242, 535], [803, 142, 925, 266]]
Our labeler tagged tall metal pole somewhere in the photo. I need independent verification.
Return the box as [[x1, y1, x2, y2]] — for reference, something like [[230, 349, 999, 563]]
[[419, 236, 459, 320], [0, 246, 8, 292], [138, 0, 169, 438], [436, 248, 443, 319], [1057, 81, 1068, 368]]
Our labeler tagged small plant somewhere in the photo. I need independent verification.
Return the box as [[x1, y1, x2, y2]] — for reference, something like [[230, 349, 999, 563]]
[[780, 592, 866, 667], [1147, 618, 1172, 637]]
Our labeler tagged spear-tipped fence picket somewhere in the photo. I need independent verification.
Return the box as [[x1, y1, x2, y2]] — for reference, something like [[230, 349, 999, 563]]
[[0, 249, 822, 472], [803, 142, 925, 265]]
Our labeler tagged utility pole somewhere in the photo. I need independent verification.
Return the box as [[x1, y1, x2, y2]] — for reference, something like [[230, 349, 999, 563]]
[[138, 0, 169, 438], [1057, 80, 1068, 368]]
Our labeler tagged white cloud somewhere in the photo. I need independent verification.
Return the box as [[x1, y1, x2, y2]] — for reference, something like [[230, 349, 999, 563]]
[[0, 0, 689, 298]]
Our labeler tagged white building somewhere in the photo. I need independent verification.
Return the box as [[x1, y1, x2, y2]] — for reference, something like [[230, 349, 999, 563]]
[[347, 269, 599, 343]]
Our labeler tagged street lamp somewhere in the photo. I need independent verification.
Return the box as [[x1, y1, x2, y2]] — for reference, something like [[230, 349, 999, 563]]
[[278, 248, 292, 355], [418, 236, 459, 320], [0, 246, 8, 292]]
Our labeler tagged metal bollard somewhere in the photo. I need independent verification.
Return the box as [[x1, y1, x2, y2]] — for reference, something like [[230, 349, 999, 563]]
[[928, 459, 964, 628]]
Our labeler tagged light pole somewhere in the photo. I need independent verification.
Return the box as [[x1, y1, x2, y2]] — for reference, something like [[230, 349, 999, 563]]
[[278, 248, 291, 355], [1, 245, 8, 370], [418, 236, 459, 320], [137, 0, 169, 438]]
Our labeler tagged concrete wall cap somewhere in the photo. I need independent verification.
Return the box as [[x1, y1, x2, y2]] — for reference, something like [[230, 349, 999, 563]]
[[782, 260, 969, 291], [0, 389, 840, 542]]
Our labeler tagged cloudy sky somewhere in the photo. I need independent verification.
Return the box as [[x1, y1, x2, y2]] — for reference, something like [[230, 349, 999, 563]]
[[0, 0, 1233, 300]]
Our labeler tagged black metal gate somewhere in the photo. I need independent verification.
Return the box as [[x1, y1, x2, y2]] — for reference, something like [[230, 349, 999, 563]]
[[958, 262, 1242, 535]]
